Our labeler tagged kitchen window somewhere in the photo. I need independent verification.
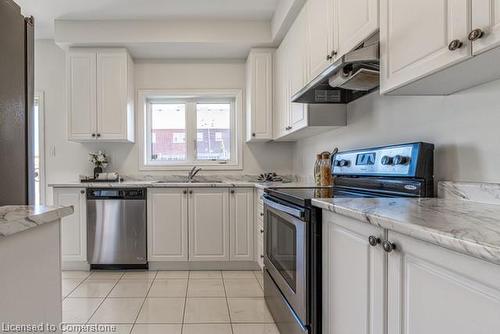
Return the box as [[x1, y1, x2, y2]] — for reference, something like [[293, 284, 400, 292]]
[[139, 90, 242, 170]]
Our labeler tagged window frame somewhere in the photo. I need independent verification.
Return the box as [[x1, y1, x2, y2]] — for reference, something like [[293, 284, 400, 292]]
[[138, 89, 243, 171]]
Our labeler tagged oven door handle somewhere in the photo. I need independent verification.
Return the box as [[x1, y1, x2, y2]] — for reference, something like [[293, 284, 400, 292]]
[[263, 197, 305, 220]]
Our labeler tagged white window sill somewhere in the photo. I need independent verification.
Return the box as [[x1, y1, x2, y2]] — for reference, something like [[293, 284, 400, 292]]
[[139, 163, 243, 171]]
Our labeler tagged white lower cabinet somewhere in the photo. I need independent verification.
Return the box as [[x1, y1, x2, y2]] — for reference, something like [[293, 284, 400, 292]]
[[229, 188, 254, 261], [147, 188, 188, 261], [188, 188, 230, 261], [387, 231, 500, 334], [323, 210, 500, 334], [53, 188, 87, 263], [322, 211, 386, 334]]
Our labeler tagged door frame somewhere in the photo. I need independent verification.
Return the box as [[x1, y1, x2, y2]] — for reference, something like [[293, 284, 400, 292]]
[[34, 91, 46, 205]]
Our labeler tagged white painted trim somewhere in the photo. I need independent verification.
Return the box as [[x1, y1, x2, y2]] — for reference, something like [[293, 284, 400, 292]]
[[137, 89, 243, 171], [34, 91, 47, 205]]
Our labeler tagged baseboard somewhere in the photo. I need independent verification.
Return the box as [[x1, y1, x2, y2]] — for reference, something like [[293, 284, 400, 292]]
[[62, 261, 91, 271], [149, 261, 260, 271]]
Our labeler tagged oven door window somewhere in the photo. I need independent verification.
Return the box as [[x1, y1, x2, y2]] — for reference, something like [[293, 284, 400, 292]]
[[268, 211, 297, 292]]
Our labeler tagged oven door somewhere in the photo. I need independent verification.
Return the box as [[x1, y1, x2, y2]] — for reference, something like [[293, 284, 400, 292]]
[[263, 196, 308, 324]]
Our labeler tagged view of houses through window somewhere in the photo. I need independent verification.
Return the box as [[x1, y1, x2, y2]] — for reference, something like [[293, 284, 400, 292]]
[[148, 100, 232, 164]]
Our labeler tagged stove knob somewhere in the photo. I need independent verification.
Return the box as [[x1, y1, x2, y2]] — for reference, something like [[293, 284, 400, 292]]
[[339, 159, 350, 167], [381, 156, 393, 165], [393, 155, 409, 165]]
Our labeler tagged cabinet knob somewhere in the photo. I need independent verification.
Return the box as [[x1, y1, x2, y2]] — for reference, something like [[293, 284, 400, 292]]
[[448, 39, 463, 51], [468, 28, 485, 41], [260, 229, 264, 233], [260, 255, 264, 258], [96, 133, 101, 138], [80, 190, 85, 194], [189, 190, 193, 194], [252, 133, 256, 137], [230, 189, 235, 194], [285, 126, 292, 131], [183, 190, 187, 194], [368, 236, 381, 247], [91, 133, 96, 137], [382, 240, 396, 253], [260, 212, 264, 217]]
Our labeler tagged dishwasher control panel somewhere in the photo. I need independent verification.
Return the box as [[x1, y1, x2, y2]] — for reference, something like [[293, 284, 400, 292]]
[[87, 188, 146, 200]]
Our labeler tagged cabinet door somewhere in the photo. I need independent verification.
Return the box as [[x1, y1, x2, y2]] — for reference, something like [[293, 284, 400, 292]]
[[288, 7, 309, 132], [96, 50, 129, 141], [229, 188, 254, 261], [147, 188, 188, 261], [189, 188, 229, 261], [273, 43, 290, 139], [67, 51, 96, 141], [323, 211, 385, 334], [380, 0, 471, 93], [306, 0, 334, 81], [387, 231, 500, 334], [246, 50, 273, 142], [53, 188, 86, 262], [472, 0, 500, 55], [333, 0, 379, 58]]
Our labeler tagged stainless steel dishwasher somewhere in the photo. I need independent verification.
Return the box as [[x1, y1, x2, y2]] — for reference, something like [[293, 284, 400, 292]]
[[87, 188, 147, 269]]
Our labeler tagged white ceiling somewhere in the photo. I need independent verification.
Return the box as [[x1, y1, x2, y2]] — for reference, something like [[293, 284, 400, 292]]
[[17, 0, 279, 39]]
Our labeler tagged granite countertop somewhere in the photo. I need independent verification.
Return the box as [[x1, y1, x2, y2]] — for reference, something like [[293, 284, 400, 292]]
[[312, 197, 500, 265], [0, 205, 74, 239]]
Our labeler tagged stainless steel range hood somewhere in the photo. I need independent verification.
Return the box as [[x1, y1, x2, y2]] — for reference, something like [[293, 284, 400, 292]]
[[292, 33, 380, 104]]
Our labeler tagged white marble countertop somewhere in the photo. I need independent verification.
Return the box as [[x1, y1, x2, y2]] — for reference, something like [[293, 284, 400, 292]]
[[0, 205, 74, 239], [49, 180, 319, 189], [312, 197, 500, 265]]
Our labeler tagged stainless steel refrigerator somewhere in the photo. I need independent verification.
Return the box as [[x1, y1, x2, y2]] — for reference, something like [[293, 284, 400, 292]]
[[0, 0, 34, 205]]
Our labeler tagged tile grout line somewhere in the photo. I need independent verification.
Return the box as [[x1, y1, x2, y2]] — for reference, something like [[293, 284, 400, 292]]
[[220, 273, 235, 334], [83, 271, 124, 325], [180, 270, 190, 334], [130, 270, 158, 332]]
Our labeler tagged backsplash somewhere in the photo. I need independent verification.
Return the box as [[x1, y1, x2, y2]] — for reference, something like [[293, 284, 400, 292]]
[[438, 181, 500, 204]]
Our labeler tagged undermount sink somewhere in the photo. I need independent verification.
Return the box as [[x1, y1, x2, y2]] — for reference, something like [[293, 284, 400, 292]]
[[154, 180, 224, 184]]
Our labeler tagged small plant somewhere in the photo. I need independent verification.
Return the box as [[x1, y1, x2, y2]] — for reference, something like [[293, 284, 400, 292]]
[[89, 151, 109, 169]]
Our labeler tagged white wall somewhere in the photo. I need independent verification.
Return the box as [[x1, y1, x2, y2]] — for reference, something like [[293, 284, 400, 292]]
[[35, 40, 294, 202], [293, 79, 500, 183]]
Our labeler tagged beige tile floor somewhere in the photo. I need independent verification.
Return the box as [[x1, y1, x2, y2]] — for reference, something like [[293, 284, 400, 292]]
[[62, 270, 279, 334]]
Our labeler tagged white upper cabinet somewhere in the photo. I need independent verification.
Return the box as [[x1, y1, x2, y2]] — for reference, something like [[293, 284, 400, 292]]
[[333, 0, 379, 58], [67, 48, 134, 142], [471, 0, 500, 55], [246, 49, 274, 142], [188, 188, 229, 262], [306, 0, 334, 80], [67, 50, 97, 141], [380, 0, 471, 94], [147, 188, 188, 262], [288, 7, 309, 132], [229, 188, 254, 261], [387, 231, 500, 334], [273, 40, 290, 139]]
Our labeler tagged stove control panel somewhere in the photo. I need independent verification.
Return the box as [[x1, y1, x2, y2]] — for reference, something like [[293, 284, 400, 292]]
[[332, 142, 434, 178]]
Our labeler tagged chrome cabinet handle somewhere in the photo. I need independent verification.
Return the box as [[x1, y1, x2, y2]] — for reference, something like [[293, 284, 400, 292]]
[[448, 39, 463, 51], [382, 240, 396, 253], [468, 28, 484, 41], [368, 236, 381, 247]]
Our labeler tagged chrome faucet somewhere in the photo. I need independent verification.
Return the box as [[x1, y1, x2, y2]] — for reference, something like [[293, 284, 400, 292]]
[[186, 166, 202, 182]]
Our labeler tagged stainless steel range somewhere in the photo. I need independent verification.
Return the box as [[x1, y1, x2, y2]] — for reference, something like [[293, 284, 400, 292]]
[[263, 142, 434, 334]]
